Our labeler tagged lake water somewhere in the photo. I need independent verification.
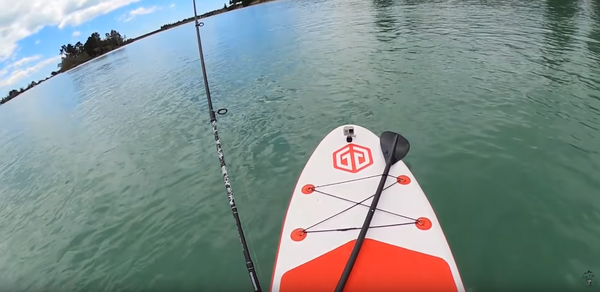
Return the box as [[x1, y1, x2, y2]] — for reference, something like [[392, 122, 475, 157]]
[[1, 0, 599, 291]]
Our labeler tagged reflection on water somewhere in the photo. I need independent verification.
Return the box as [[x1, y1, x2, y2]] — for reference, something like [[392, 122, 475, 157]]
[[587, 1, 600, 62], [542, 0, 580, 69], [372, 0, 396, 43], [402, 0, 421, 6], [546, 0, 580, 17]]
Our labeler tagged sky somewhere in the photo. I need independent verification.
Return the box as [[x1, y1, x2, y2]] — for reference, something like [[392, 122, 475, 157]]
[[0, 0, 226, 94]]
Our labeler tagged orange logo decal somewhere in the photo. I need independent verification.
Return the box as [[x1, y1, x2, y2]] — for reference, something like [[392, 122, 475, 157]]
[[333, 144, 373, 173]]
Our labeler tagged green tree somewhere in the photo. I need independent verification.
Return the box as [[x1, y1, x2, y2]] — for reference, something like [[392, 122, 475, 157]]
[[75, 42, 84, 55], [5, 28, 131, 104], [83, 32, 101, 57]]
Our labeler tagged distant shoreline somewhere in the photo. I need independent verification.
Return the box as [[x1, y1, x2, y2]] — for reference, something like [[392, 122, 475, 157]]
[[144, 0, 278, 40], [0, 0, 278, 105], [62, 0, 278, 73]]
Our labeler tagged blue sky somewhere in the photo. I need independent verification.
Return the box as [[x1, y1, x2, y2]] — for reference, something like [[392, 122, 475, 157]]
[[0, 0, 227, 95]]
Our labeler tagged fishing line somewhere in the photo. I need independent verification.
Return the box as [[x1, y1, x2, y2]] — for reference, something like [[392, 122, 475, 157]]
[[247, 226, 264, 279]]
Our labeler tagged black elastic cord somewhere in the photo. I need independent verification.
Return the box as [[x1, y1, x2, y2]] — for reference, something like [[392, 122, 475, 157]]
[[303, 180, 400, 232], [303, 194, 375, 231], [312, 189, 417, 221], [304, 222, 415, 234], [315, 174, 390, 188]]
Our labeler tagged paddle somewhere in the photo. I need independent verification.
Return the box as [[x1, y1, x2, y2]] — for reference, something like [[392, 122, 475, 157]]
[[334, 131, 410, 292]]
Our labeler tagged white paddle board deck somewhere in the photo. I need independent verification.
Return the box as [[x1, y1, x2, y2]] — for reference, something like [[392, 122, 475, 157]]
[[270, 125, 465, 292]]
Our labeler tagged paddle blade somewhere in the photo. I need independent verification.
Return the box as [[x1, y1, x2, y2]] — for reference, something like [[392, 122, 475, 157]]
[[380, 131, 410, 164]]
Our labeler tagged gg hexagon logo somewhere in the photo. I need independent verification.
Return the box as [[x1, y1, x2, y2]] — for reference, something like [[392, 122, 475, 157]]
[[333, 144, 373, 173]]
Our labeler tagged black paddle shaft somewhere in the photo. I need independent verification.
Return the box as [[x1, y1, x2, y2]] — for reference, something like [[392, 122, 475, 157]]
[[334, 134, 400, 292]]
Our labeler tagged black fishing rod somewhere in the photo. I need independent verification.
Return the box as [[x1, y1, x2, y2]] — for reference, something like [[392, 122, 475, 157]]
[[192, 1, 262, 291]]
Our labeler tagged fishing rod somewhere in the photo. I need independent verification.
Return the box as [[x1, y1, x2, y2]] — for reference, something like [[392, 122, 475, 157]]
[[191, 1, 262, 291]]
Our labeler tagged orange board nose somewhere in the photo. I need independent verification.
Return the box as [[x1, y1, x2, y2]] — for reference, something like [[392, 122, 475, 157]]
[[280, 239, 458, 292]]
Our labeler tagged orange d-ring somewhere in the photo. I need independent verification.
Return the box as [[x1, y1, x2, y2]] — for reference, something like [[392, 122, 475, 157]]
[[397, 175, 411, 185], [291, 228, 307, 241], [416, 217, 432, 230], [302, 184, 315, 194]]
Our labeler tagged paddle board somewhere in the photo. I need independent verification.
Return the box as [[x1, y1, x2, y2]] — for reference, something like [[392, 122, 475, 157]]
[[270, 125, 464, 292]]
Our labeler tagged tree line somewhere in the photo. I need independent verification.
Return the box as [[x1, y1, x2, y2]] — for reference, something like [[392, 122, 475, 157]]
[[1, 29, 130, 105], [230, 0, 253, 7], [1, 80, 45, 105], [2, 0, 270, 106], [159, 0, 264, 31], [1, 0, 278, 106], [160, 2, 248, 31], [59, 29, 131, 72]]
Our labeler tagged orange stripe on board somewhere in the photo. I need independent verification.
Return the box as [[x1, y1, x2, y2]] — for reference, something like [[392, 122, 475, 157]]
[[280, 239, 458, 292], [269, 180, 301, 292]]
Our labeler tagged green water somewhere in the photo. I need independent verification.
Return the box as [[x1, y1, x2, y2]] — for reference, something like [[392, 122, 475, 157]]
[[1, 0, 600, 291]]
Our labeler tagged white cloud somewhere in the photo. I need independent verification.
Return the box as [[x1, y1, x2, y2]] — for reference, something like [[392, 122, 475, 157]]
[[72, 30, 81, 37], [0, 55, 61, 87], [58, 0, 141, 29], [5, 55, 42, 71], [35, 40, 41, 45], [0, 0, 141, 61], [170, 3, 175, 8], [122, 6, 161, 22]]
